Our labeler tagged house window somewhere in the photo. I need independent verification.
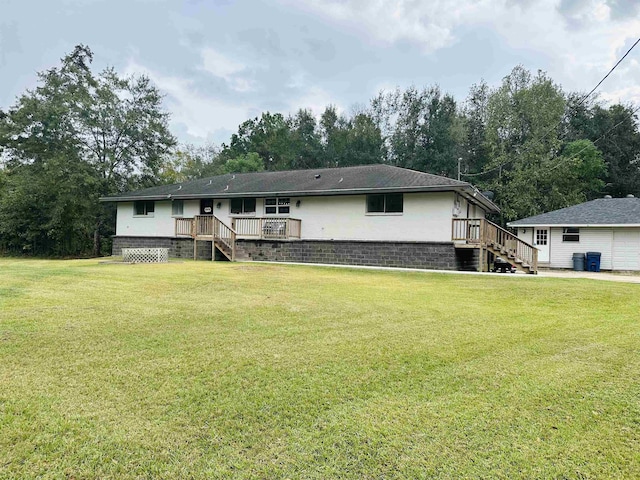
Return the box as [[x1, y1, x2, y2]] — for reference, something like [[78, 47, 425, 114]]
[[134, 201, 154, 216], [562, 227, 580, 242], [265, 197, 290, 215], [366, 194, 403, 214], [171, 200, 184, 217], [535, 229, 548, 245], [230, 198, 256, 215]]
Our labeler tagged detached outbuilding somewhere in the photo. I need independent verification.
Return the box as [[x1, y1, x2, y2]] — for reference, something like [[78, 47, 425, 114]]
[[508, 196, 640, 271]]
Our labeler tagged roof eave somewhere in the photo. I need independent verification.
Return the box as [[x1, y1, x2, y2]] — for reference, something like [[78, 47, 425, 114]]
[[508, 223, 640, 228], [100, 184, 499, 209]]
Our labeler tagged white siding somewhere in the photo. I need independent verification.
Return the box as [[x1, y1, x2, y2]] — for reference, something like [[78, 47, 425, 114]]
[[283, 192, 456, 242], [116, 200, 200, 236], [549, 227, 613, 270], [456, 195, 485, 220], [516, 227, 534, 246], [116, 192, 489, 242]]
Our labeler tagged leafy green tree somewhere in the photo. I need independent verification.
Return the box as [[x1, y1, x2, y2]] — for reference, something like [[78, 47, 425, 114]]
[[289, 109, 324, 169], [221, 112, 294, 170], [566, 100, 640, 198], [343, 113, 385, 166], [223, 152, 264, 173], [552, 139, 606, 204], [480, 66, 568, 221], [371, 85, 461, 176], [319, 106, 384, 167], [158, 144, 222, 183], [0, 156, 99, 255], [461, 80, 491, 175], [0, 45, 175, 256]]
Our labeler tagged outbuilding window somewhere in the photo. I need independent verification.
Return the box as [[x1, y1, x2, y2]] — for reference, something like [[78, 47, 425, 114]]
[[562, 227, 580, 242], [366, 194, 403, 214], [134, 201, 155, 216], [230, 198, 256, 215]]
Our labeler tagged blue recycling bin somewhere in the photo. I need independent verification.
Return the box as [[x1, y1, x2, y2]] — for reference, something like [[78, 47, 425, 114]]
[[585, 252, 601, 272]]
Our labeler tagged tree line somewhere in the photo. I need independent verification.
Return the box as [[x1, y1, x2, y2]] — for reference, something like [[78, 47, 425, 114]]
[[1, 46, 639, 256]]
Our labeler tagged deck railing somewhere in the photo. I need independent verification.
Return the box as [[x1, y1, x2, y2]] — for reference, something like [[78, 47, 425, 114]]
[[232, 217, 302, 240], [176, 217, 302, 241], [452, 218, 538, 271], [175, 217, 194, 237]]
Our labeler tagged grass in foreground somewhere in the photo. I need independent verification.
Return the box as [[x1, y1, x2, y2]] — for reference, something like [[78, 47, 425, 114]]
[[0, 258, 639, 479]]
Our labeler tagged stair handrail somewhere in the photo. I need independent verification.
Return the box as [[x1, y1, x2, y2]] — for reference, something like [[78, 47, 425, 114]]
[[451, 218, 538, 272], [482, 219, 536, 250], [212, 216, 237, 261], [482, 219, 537, 270]]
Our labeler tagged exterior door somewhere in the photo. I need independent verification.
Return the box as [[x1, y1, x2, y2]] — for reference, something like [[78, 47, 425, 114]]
[[200, 199, 214, 215], [612, 229, 640, 270], [534, 228, 550, 263]]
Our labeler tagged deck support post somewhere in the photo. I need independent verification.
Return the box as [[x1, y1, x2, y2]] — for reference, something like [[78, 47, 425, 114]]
[[193, 237, 197, 261]]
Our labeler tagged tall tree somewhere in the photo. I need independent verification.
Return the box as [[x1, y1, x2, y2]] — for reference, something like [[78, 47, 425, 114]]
[[461, 80, 491, 175], [223, 152, 264, 173], [371, 85, 461, 176], [158, 144, 222, 183], [319, 106, 384, 167], [480, 66, 571, 221], [0, 45, 176, 256], [220, 112, 294, 170], [289, 109, 323, 169], [566, 99, 640, 198]]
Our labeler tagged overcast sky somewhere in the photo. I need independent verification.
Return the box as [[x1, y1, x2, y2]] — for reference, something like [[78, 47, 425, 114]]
[[1, 0, 639, 145]]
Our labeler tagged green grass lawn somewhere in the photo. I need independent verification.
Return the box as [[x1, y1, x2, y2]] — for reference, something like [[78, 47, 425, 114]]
[[1, 258, 639, 479]]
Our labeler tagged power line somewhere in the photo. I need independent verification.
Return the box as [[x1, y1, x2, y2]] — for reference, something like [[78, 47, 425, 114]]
[[577, 37, 640, 108], [461, 36, 640, 179]]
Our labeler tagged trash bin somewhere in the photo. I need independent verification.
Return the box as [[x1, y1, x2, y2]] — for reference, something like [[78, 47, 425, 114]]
[[572, 253, 585, 271], [585, 252, 601, 272]]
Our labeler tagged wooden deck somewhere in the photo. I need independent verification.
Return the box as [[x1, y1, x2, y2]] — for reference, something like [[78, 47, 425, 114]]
[[175, 215, 302, 261], [452, 218, 538, 274], [175, 215, 537, 273]]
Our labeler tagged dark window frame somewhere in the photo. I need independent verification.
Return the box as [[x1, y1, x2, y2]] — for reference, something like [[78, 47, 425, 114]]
[[230, 197, 256, 215], [134, 200, 155, 216], [265, 197, 290, 215], [562, 227, 580, 242], [366, 193, 403, 214]]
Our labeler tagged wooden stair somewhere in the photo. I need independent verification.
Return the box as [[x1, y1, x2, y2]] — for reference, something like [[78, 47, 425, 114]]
[[192, 215, 237, 261], [452, 218, 538, 274], [484, 243, 535, 274]]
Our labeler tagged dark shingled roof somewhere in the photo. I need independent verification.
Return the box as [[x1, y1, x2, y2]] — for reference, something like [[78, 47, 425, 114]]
[[509, 197, 640, 226], [101, 164, 500, 212]]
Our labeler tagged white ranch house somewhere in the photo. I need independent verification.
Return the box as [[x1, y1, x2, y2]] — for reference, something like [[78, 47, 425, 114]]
[[509, 196, 640, 271], [101, 164, 538, 273]]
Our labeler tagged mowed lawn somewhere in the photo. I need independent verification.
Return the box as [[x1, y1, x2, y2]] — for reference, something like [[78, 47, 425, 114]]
[[0, 258, 639, 479]]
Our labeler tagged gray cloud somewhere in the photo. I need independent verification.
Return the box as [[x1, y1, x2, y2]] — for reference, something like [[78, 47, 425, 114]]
[[2, 0, 639, 145], [606, 0, 640, 19]]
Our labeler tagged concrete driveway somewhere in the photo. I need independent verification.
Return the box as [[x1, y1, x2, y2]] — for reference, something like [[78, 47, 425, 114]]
[[537, 269, 640, 284]]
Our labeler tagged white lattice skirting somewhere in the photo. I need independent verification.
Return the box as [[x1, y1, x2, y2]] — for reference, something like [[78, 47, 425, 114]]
[[122, 248, 169, 263]]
